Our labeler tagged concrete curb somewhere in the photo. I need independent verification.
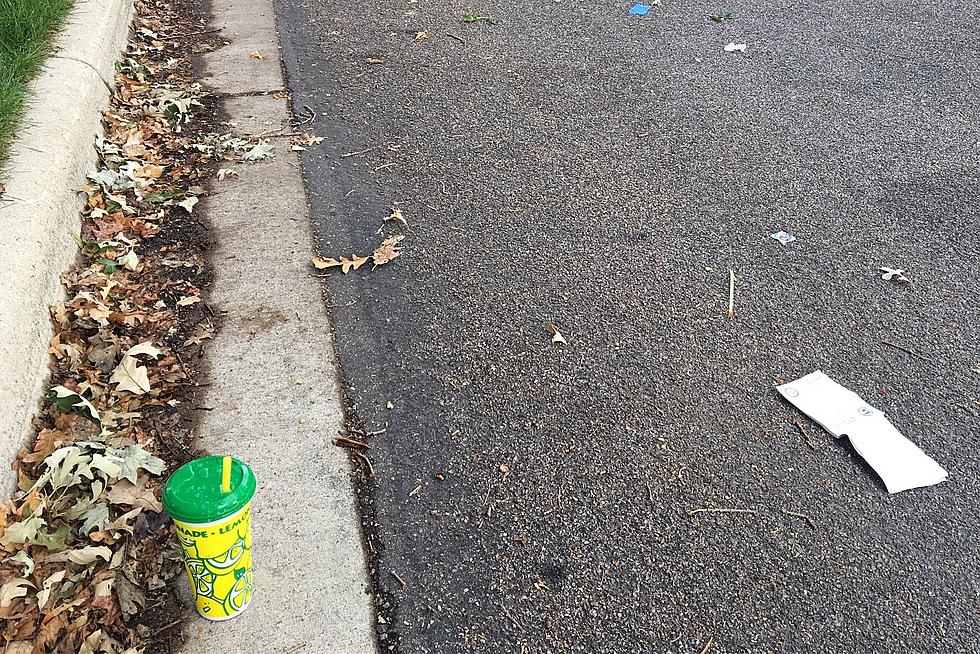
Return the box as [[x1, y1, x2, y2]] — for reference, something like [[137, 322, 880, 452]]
[[0, 0, 133, 490]]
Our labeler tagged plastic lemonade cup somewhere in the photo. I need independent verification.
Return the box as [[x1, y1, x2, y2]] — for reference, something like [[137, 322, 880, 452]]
[[163, 456, 256, 620]]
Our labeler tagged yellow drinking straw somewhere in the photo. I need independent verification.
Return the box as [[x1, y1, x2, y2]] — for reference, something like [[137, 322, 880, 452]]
[[221, 456, 232, 493]]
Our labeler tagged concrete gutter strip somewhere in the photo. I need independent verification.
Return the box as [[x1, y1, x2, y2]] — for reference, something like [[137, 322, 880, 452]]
[[177, 0, 376, 651], [0, 0, 134, 490]]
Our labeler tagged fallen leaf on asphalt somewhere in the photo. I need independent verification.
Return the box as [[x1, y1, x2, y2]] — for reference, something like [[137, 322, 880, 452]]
[[311, 256, 342, 270], [217, 168, 238, 180], [385, 204, 407, 226], [710, 11, 734, 21], [176, 294, 201, 306], [372, 236, 404, 267], [250, 50, 265, 59], [544, 323, 567, 345], [110, 355, 151, 395], [343, 255, 371, 272], [291, 133, 324, 147], [366, 57, 384, 64], [461, 13, 496, 24], [415, 31, 429, 40], [724, 42, 747, 52]]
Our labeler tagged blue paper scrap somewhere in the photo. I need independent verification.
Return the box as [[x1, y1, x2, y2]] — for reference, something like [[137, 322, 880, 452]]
[[629, 3, 652, 15]]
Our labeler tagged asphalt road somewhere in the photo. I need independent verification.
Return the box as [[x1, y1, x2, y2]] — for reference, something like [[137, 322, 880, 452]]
[[273, 1, 980, 651]]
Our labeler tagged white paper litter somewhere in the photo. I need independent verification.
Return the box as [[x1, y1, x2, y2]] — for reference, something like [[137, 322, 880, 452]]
[[724, 42, 747, 52], [777, 371, 947, 493]]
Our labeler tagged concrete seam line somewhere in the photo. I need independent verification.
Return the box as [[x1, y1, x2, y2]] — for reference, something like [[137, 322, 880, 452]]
[[0, 0, 135, 494]]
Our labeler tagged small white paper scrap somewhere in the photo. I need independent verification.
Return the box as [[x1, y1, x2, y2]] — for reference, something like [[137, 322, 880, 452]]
[[770, 231, 796, 245], [777, 371, 947, 494], [724, 42, 747, 52]]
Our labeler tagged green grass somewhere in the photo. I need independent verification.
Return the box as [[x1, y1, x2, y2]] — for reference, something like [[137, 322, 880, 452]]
[[0, 0, 73, 168]]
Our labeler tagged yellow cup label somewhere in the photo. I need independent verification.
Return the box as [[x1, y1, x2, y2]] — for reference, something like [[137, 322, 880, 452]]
[[174, 503, 253, 620]]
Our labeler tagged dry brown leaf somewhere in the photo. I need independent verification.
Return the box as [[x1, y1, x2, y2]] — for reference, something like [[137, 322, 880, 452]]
[[366, 57, 384, 64], [385, 205, 407, 226], [544, 323, 567, 345], [292, 133, 324, 147], [311, 257, 342, 270], [415, 31, 429, 41], [372, 236, 404, 267], [110, 355, 151, 395], [133, 164, 164, 179], [342, 255, 370, 273], [250, 50, 265, 59], [107, 478, 162, 512]]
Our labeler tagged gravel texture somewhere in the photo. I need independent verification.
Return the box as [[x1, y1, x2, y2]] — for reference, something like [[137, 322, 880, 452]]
[[274, 0, 980, 651]]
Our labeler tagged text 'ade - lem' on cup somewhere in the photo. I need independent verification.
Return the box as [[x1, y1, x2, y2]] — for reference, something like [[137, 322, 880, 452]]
[[163, 456, 256, 620]]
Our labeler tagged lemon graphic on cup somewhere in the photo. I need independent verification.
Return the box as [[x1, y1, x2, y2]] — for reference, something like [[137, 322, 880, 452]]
[[163, 456, 256, 621], [223, 568, 253, 614]]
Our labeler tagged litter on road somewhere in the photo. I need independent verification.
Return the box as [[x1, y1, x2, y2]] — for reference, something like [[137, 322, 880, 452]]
[[880, 266, 910, 283], [544, 323, 567, 345], [770, 230, 796, 245], [726, 270, 736, 319], [777, 371, 948, 493], [629, 4, 653, 16], [724, 42, 747, 52]]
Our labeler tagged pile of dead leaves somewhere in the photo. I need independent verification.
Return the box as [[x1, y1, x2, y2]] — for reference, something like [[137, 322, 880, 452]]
[[0, 1, 222, 651]]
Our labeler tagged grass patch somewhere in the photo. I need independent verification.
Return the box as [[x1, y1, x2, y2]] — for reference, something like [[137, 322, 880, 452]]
[[0, 0, 74, 168]]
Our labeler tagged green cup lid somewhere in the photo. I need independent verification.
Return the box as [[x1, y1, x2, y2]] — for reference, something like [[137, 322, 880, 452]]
[[163, 456, 256, 524]]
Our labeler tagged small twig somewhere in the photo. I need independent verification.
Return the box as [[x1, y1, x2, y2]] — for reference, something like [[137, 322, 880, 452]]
[[150, 619, 183, 636], [249, 129, 302, 139], [781, 507, 817, 530], [333, 436, 371, 449], [790, 418, 819, 452], [445, 32, 466, 44], [727, 270, 736, 319], [687, 507, 758, 517], [191, 406, 214, 411], [500, 605, 525, 632], [372, 162, 396, 172], [173, 350, 192, 380], [159, 27, 222, 40], [881, 340, 931, 361], [391, 571, 407, 589], [482, 479, 492, 506], [340, 146, 377, 158], [699, 638, 715, 654], [352, 451, 375, 478], [284, 642, 309, 654], [645, 479, 655, 508]]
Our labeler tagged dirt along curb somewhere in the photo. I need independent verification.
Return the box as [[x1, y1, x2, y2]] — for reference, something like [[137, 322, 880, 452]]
[[0, 0, 134, 492], [174, 0, 376, 651]]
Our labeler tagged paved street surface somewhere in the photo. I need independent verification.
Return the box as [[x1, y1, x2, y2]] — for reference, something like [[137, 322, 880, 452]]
[[274, 1, 980, 651]]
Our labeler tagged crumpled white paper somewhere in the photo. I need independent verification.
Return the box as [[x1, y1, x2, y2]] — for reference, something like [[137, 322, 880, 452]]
[[777, 371, 947, 493]]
